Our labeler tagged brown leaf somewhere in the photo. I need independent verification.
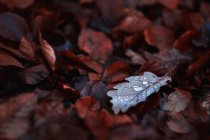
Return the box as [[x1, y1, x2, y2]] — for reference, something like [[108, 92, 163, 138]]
[[39, 33, 56, 71], [20, 36, 36, 59], [144, 25, 175, 50], [114, 9, 152, 34], [0, 12, 28, 42], [158, 0, 181, 10], [173, 30, 199, 51], [108, 124, 159, 140], [59, 50, 97, 73], [182, 100, 209, 122], [102, 61, 131, 83], [74, 96, 133, 140], [125, 49, 146, 65], [0, 50, 23, 67], [19, 64, 49, 85], [0, 43, 34, 61], [163, 88, 191, 112], [187, 50, 210, 77], [0, 0, 34, 9], [0, 93, 37, 139], [78, 28, 113, 63], [167, 112, 192, 133]]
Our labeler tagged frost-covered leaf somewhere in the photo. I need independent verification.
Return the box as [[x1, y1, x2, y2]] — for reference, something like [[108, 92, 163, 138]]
[[107, 72, 171, 114]]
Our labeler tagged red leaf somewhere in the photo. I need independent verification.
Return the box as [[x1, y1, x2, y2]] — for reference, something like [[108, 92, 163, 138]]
[[74, 96, 133, 140], [114, 9, 152, 34], [59, 51, 97, 73], [144, 25, 175, 50], [20, 36, 36, 59], [0, 50, 23, 67], [102, 61, 131, 83], [173, 30, 199, 51], [78, 28, 113, 63], [0, 0, 34, 9]]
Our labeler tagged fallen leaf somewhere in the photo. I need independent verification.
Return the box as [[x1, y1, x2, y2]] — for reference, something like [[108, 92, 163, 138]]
[[163, 88, 191, 112], [0, 93, 37, 139], [113, 9, 152, 34], [0, 0, 34, 9], [74, 96, 133, 140], [19, 64, 49, 85], [158, 0, 181, 10], [78, 28, 113, 63], [59, 50, 97, 73], [20, 36, 36, 59], [144, 25, 175, 50], [107, 72, 171, 114], [0, 50, 23, 67], [167, 112, 192, 133], [102, 61, 131, 83], [0, 12, 28, 42], [39, 33, 56, 71], [125, 49, 146, 65]]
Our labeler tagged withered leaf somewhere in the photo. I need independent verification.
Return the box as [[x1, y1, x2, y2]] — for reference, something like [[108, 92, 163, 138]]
[[39, 33, 56, 71], [0, 0, 34, 9], [167, 112, 192, 134], [113, 9, 152, 34], [107, 72, 171, 114], [0, 12, 28, 42], [20, 36, 36, 59], [78, 28, 113, 64], [0, 93, 37, 139], [0, 50, 23, 68], [19, 64, 49, 85]]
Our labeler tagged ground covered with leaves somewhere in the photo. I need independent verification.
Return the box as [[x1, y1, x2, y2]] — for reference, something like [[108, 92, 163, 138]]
[[0, 0, 210, 140]]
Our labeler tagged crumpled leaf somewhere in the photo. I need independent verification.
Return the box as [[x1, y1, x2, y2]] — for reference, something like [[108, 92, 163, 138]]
[[107, 72, 172, 114]]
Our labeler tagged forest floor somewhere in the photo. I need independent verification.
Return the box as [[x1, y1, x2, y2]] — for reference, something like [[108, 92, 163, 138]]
[[0, 0, 209, 140]]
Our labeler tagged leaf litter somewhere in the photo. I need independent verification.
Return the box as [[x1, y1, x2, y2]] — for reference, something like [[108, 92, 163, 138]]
[[0, 0, 209, 140]]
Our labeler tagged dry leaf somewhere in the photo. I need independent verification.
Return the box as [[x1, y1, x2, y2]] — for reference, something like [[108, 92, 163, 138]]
[[0, 50, 23, 68], [78, 28, 113, 64], [107, 72, 171, 114], [167, 112, 192, 133], [20, 36, 35, 59], [163, 88, 191, 112], [39, 34, 56, 71], [0, 0, 34, 9]]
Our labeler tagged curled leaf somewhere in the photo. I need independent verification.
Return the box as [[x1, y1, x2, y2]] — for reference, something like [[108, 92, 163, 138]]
[[39, 33, 56, 71], [107, 72, 171, 114]]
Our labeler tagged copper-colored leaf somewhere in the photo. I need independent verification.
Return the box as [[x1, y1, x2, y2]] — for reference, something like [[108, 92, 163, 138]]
[[144, 25, 175, 49], [0, 93, 37, 139], [59, 50, 97, 73], [0, 50, 23, 67], [20, 36, 36, 59], [102, 61, 131, 83], [0, 0, 34, 9], [114, 9, 152, 34], [78, 28, 113, 63], [74, 96, 133, 140]]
